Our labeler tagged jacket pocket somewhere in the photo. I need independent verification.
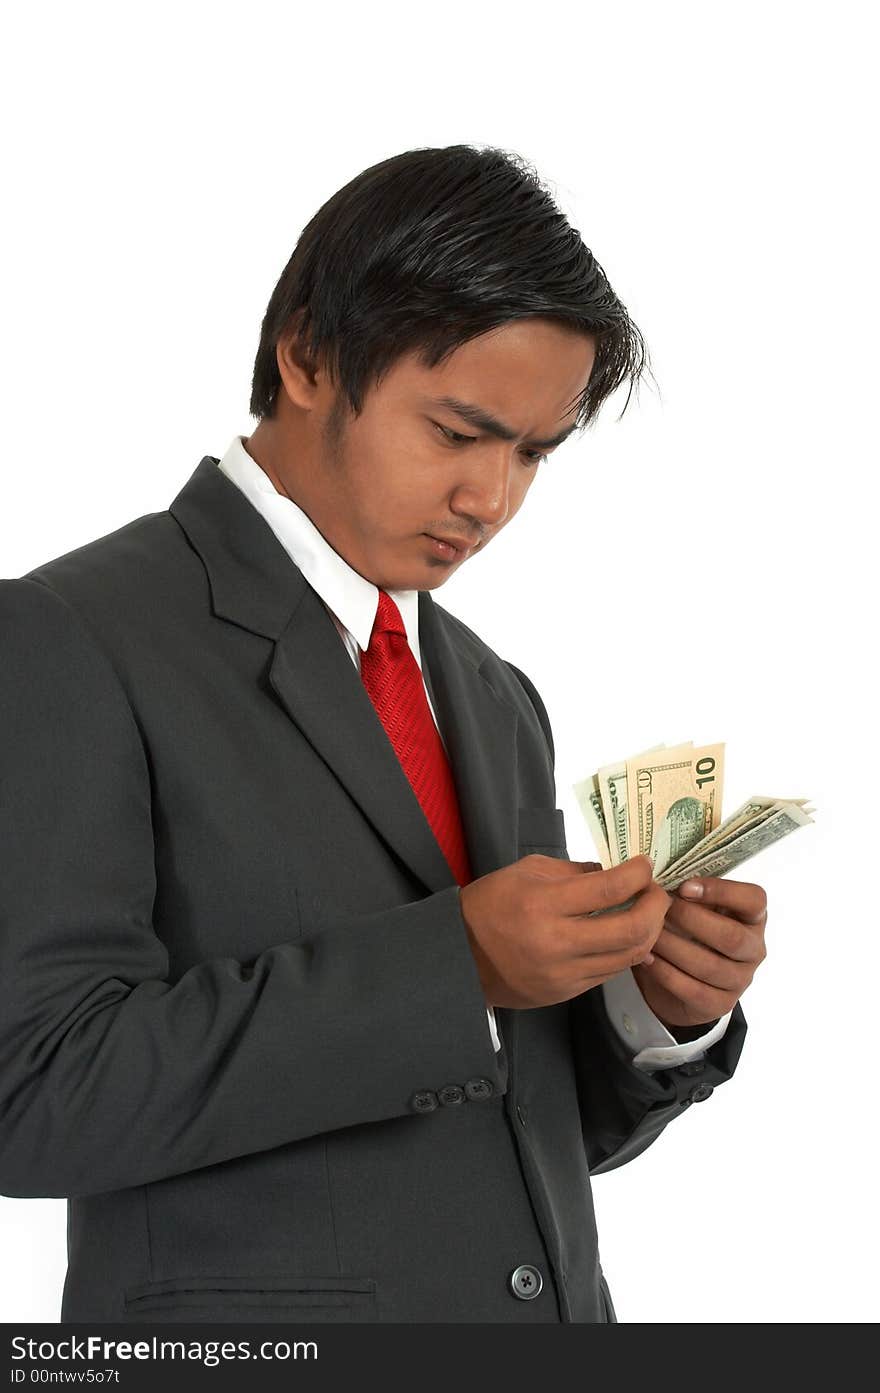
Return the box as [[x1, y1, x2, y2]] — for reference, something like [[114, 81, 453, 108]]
[[123, 1274, 377, 1322], [517, 805, 567, 855]]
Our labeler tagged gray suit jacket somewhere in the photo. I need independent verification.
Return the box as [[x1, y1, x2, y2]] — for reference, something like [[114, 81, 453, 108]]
[[0, 455, 746, 1323]]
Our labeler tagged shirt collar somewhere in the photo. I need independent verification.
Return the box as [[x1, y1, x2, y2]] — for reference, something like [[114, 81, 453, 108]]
[[215, 434, 421, 656]]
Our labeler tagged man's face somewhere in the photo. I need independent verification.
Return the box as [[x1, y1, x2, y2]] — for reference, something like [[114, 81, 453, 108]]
[[273, 316, 596, 592]]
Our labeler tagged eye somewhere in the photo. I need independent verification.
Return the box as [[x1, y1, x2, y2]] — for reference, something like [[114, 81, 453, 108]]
[[434, 423, 474, 446], [432, 423, 547, 467]]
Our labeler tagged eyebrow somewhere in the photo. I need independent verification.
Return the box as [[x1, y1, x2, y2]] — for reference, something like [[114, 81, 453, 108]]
[[424, 395, 580, 451]]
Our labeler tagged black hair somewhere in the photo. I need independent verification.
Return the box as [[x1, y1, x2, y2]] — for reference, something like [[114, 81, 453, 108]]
[[249, 143, 649, 430]]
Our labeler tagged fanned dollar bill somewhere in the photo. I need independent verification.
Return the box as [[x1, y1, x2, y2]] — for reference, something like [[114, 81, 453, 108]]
[[573, 744, 814, 888], [626, 741, 725, 875], [572, 772, 614, 869], [589, 743, 669, 865], [655, 798, 815, 891]]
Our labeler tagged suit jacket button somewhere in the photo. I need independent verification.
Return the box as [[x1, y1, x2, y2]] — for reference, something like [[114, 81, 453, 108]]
[[690, 1083, 714, 1103], [438, 1085, 465, 1106], [409, 1090, 438, 1113], [676, 1061, 706, 1078], [464, 1077, 494, 1101], [509, 1265, 543, 1300]]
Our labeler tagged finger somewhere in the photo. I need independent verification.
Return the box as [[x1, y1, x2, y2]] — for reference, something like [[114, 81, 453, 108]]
[[650, 927, 756, 993], [664, 897, 767, 964], [562, 886, 667, 960], [551, 855, 656, 918], [567, 943, 663, 990], [676, 876, 768, 925], [561, 885, 670, 980], [636, 953, 742, 1021]]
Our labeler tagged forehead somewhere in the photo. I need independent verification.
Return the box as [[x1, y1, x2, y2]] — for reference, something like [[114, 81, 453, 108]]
[[389, 319, 597, 432]]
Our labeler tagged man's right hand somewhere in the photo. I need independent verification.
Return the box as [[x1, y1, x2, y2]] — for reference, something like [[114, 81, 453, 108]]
[[458, 854, 671, 1009]]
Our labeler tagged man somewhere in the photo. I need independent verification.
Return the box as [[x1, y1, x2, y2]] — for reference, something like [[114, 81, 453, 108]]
[[0, 144, 766, 1323]]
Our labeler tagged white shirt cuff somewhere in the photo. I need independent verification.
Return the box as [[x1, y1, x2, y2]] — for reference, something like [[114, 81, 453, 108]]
[[601, 968, 732, 1072]]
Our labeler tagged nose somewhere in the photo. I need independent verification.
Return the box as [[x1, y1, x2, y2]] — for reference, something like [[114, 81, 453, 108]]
[[450, 449, 513, 529]]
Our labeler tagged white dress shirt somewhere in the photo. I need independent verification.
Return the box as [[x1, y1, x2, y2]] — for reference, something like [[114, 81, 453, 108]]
[[217, 434, 730, 1070]]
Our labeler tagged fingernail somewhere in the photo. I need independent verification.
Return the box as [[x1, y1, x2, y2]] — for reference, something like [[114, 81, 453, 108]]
[[639, 952, 655, 964], [679, 880, 703, 898]]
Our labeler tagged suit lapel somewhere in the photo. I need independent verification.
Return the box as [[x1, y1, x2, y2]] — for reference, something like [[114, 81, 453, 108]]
[[417, 592, 523, 1075], [418, 591, 519, 880], [169, 457, 520, 895], [268, 586, 458, 893]]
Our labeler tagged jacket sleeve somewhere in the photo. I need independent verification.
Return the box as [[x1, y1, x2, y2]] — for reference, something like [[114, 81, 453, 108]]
[[504, 657, 749, 1174], [0, 578, 503, 1200], [570, 986, 747, 1174]]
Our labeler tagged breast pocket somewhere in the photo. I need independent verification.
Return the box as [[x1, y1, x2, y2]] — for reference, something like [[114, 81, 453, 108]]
[[122, 1274, 378, 1323], [517, 806, 567, 857]]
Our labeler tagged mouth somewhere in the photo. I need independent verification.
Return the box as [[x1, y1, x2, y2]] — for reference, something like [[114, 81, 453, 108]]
[[423, 532, 478, 562]]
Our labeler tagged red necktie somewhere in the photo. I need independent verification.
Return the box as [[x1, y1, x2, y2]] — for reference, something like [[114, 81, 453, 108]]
[[359, 589, 473, 887]]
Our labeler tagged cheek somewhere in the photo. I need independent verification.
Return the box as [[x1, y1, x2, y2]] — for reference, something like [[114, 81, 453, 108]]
[[353, 453, 429, 534], [383, 446, 446, 517]]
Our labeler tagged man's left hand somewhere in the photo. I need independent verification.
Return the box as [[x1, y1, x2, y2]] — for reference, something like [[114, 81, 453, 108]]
[[631, 876, 768, 1031]]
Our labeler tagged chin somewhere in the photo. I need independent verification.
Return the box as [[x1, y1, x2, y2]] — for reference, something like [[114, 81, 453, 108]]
[[418, 573, 454, 592], [372, 553, 462, 593], [381, 574, 446, 593]]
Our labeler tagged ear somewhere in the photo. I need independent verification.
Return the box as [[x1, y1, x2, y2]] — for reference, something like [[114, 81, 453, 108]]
[[275, 308, 323, 411]]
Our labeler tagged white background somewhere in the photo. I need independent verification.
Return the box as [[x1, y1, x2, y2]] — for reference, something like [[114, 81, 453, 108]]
[[1, 0, 876, 1324]]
